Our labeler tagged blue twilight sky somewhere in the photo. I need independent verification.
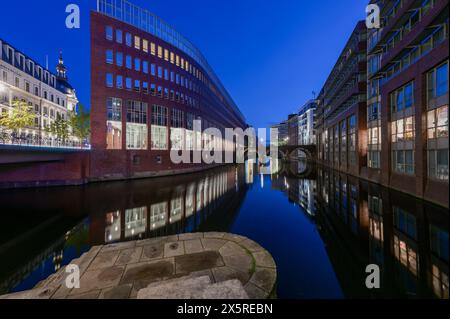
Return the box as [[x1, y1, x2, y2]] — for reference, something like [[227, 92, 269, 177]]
[[0, 0, 368, 129]]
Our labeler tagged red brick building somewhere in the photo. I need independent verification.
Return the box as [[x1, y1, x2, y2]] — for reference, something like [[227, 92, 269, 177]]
[[317, 0, 449, 208], [90, 1, 247, 182]]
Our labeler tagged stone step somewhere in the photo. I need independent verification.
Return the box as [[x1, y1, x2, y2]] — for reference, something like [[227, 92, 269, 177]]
[[137, 275, 249, 299]]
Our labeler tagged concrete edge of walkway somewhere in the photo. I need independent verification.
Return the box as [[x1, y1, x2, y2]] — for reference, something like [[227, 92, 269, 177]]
[[0, 232, 277, 300]]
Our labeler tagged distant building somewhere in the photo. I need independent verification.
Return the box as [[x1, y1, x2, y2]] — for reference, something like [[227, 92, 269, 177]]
[[287, 114, 299, 146], [298, 99, 318, 145], [0, 38, 78, 144], [271, 120, 288, 146]]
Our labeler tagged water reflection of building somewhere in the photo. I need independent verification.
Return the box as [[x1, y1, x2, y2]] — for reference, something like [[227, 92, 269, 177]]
[[98, 165, 247, 244], [316, 167, 449, 299]]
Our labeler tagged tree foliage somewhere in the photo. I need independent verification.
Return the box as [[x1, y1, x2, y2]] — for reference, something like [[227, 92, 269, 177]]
[[0, 100, 35, 132], [46, 117, 70, 142], [70, 104, 91, 142]]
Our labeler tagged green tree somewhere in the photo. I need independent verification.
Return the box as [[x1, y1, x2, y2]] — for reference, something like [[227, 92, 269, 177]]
[[46, 117, 70, 143], [70, 104, 90, 145], [0, 100, 35, 132]]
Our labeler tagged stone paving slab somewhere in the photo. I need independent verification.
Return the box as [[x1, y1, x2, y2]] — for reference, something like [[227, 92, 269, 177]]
[[0, 232, 277, 300]]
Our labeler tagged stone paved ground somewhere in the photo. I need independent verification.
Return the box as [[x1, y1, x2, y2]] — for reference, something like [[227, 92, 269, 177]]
[[0, 233, 277, 299]]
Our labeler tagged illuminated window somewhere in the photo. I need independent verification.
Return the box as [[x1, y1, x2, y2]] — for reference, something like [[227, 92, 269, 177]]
[[151, 105, 168, 150], [107, 97, 122, 150], [134, 36, 140, 50], [171, 109, 185, 150], [150, 42, 156, 56], [164, 49, 169, 61], [150, 203, 167, 230], [126, 100, 148, 150], [157, 46, 163, 58], [142, 39, 148, 53]]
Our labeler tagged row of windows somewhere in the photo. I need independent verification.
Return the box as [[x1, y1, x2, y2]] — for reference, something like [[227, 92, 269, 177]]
[[105, 73, 199, 107], [105, 26, 208, 86], [105, 49, 199, 93], [2, 71, 66, 107]]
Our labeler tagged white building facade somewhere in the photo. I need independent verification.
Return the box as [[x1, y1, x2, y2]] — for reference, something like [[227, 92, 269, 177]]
[[0, 38, 79, 147], [298, 99, 318, 146]]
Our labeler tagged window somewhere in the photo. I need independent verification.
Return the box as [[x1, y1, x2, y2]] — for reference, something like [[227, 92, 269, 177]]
[[106, 73, 113, 87], [151, 64, 156, 76], [125, 33, 132, 46], [106, 26, 113, 40], [126, 55, 132, 69], [348, 115, 357, 165], [150, 42, 156, 55], [143, 82, 149, 94], [106, 49, 113, 64], [158, 66, 163, 78], [116, 29, 123, 43], [126, 101, 148, 150], [143, 40, 148, 53], [134, 36, 140, 50], [368, 102, 380, 122], [391, 82, 414, 113], [107, 97, 122, 122], [171, 109, 185, 150], [151, 105, 168, 150], [116, 52, 123, 67], [392, 117, 415, 143], [164, 49, 169, 61], [107, 97, 122, 150], [134, 58, 140, 72], [427, 105, 449, 181], [116, 75, 123, 89], [157, 46, 163, 58], [428, 61, 449, 100], [143, 61, 148, 74], [126, 77, 132, 90], [392, 149, 414, 175], [134, 80, 140, 92]]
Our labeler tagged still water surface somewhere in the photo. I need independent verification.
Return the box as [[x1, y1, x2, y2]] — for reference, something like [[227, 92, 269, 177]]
[[0, 162, 448, 298]]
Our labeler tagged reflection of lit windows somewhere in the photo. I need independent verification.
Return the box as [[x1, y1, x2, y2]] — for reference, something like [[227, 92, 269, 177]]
[[105, 211, 121, 243], [196, 182, 203, 211], [393, 235, 419, 276], [430, 225, 449, 262], [150, 202, 168, 230], [125, 207, 147, 238], [369, 196, 384, 243], [431, 264, 449, 299], [185, 184, 195, 217], [170, 197, 183, 224], [393, 207, 417, 240]]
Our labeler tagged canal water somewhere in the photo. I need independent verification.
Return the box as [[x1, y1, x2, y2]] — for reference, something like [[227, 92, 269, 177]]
[[0, 162, 448, 299]]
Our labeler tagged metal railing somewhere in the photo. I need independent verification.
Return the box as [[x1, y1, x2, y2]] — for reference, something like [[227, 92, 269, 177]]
[[0, 131, 91, 150]]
